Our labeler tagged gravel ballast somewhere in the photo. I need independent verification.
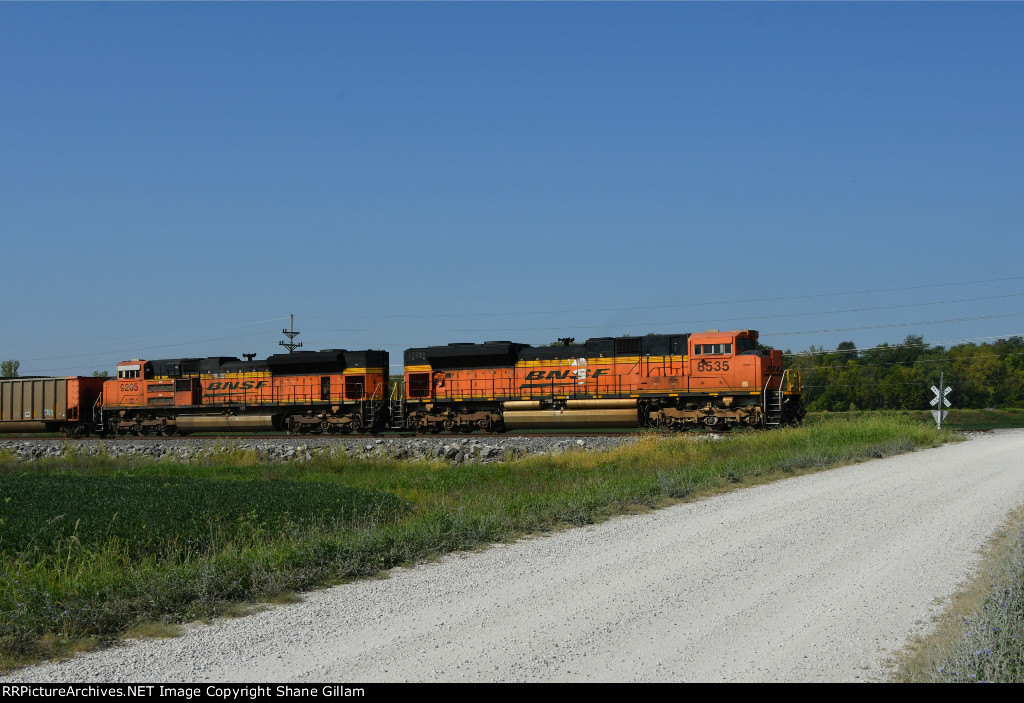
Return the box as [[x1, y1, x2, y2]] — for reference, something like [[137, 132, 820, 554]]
[[0, 434, 646, 465], [5, 430, 1024, 682]]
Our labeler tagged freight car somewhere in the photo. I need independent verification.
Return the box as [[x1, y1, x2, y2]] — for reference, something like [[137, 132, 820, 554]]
[[397, 330, 803, 433], [0, 376, 105, 436]]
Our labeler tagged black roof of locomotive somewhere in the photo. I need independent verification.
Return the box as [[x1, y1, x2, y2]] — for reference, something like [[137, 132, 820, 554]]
[[403, 341, 527, 370], [404, 333, 692, 368], [266, 349, 388, 374], [147, 349, 388, 377]]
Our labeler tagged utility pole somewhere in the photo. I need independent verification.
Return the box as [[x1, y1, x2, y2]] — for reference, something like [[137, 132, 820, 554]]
[[280, 314, 303, 354]]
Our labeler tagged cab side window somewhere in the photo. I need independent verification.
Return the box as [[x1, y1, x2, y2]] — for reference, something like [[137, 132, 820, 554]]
[[694, 343, 732, 355]]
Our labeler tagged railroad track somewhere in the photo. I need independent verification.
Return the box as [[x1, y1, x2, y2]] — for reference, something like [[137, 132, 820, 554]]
[[0, 431, 646, 441]]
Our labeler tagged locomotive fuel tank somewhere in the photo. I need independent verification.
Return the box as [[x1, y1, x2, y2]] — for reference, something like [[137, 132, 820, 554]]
[[503, 408, 641, 429], [173, 415, 277, 432]]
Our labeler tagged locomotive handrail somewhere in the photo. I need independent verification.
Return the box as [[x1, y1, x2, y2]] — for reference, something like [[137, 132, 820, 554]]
[[92, 392, 104, 431], [784, 369, 801, 393]]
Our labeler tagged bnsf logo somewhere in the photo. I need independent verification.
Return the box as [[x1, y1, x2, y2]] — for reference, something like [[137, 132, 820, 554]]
[[206, 381, 267, 390], [525, 369, 607, 380]]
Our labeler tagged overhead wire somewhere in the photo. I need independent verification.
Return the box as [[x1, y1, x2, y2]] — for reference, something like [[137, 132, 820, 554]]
[[299, 274, 1024, 320], [7, 276, 1024, 375]]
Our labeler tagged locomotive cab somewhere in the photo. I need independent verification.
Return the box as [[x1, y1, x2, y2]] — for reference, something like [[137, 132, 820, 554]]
[[105, 360, 153, 407], [116, 361, 149, 380], [687, 330, 762, 391], [105, 360, 200, 410]]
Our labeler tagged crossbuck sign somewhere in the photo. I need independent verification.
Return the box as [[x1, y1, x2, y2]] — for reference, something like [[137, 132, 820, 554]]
[[930, 378, 952, 428]]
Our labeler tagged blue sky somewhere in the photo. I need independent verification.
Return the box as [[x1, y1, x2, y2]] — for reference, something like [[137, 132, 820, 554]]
[[2, 2, 1022, 375]]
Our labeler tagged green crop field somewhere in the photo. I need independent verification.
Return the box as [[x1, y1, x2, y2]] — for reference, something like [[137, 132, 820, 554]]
[[0, 475, 408, 559]]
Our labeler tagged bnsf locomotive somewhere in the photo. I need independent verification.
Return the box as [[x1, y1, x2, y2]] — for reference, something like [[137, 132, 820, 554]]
[[0, 329, 803, 437]]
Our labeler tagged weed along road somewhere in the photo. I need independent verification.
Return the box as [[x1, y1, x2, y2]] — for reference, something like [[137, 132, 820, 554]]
[[8, 430, 1024, 683]]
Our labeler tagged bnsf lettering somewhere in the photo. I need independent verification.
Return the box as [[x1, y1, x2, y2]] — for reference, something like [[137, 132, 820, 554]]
[[207, 381, 266, 391], [525, 369, 607, 381]]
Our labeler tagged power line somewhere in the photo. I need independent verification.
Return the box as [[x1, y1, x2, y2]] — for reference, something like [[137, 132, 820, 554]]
[[13, 330, 278, 364], [302, 304, 1024, 337], [767, 312, 1024, 338], [300, 274, 1024, 320], [8, 284, 1023, 369]]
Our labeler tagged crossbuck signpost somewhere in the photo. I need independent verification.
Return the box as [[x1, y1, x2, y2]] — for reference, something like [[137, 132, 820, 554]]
[[930, 371, 952, 429]]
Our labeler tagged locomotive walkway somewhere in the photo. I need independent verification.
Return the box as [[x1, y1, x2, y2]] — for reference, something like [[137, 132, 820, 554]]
[[8, 430, 1024, 682]]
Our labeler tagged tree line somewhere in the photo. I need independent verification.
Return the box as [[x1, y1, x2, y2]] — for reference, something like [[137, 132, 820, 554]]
[[785, 335, 1024, 411], [1, 361, 107, 379]]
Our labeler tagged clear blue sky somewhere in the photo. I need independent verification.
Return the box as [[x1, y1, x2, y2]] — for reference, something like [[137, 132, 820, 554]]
[[2, 2, 1022, 375]]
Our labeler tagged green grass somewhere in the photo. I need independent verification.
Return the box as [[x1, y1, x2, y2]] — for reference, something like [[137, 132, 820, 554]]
[[0, 414, 954, 668], [805, 408, 1024, 431], [894, 506, 1024, 683]]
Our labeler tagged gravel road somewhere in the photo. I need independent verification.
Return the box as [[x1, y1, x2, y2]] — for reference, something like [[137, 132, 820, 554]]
[[7, 430, 1024, 683]]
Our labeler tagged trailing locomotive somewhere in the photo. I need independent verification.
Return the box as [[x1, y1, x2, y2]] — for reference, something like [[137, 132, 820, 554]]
[[398, 329, 803, 434], [0, 329, 803, 436], [96, 349, 390, 436]]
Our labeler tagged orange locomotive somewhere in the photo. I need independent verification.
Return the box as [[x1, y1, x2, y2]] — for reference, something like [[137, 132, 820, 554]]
[[399, 330, 803, 433], [98, 349, 389, 436]]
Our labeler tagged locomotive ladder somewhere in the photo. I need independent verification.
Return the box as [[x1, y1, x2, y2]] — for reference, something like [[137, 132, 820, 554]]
[[763, 375, 784, 427], [360, 382, 387, 430], [93, 393, 105, 434], [388, 383, 405, 429]]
